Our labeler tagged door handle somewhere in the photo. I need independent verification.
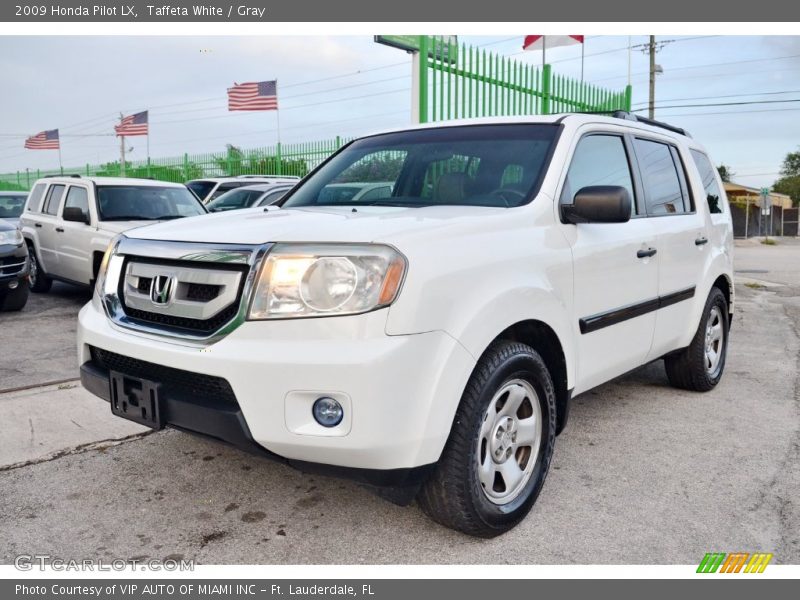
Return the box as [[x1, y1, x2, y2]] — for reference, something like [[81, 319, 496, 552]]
[[34, 223, 42, 228], [695, 237, 708, 246], [637, 248, 657, 259], [55, 227, 64, 233]]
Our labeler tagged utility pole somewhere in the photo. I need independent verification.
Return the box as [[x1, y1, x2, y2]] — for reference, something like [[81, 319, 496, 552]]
[[648, 35, 656, 119], [119, 113, 126, 178]]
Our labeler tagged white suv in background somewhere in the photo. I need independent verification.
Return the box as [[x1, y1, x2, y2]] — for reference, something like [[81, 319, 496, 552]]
[[20, 176, 206, 292], [187, 175, 301, 203], [78, 113, 733, 537]]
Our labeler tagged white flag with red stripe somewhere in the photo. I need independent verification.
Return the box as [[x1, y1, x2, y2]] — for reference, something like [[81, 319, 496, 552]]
[[523, 35, 584, 51]]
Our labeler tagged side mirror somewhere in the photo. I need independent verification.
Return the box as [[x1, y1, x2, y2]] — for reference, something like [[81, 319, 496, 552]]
[[63, 206, 90, 224], [561, 185, 631, 224]]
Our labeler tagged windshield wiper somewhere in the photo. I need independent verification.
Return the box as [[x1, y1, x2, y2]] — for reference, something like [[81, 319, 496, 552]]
[[151, 215, 187, 220]]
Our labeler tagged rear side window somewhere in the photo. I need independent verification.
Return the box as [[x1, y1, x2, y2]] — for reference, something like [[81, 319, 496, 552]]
[[63, 186, 90, 218], [43, 184, 65, 216], [209, 182, 246, 200], [27, 183, 46, 212], [690, 149, 724, 214], [634, 138, 689, 215], [560, 134, 636, 212]]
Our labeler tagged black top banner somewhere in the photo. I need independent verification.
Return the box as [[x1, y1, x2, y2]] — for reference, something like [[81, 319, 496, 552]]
[[3, 0, 800, 22]]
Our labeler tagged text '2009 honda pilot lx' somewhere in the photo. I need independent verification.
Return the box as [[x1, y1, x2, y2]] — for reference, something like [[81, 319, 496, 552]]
[[78, 113, 734, 537]]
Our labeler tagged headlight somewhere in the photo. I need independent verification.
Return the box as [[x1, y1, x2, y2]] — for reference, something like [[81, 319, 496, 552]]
[[95, 234, 124, 297], [0, 228, 23, 246], [249, 243, 406, 320]]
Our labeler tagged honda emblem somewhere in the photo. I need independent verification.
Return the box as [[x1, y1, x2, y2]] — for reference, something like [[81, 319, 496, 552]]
[[150, 274, 175, 305]]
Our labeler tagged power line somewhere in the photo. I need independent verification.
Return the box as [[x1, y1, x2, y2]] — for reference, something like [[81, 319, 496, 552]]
[[591, 52, 800, 84], [632, 89, 800, 107], [638, 98, 800, 112]]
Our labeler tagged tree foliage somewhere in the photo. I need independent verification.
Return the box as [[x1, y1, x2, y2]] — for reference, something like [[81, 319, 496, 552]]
[[773, 148, 800, 207], [716, 164, 734, 183]]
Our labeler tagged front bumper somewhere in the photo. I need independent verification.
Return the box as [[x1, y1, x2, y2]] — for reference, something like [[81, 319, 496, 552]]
[[0, 243, 29, 290], [77, 299, 475, 476]]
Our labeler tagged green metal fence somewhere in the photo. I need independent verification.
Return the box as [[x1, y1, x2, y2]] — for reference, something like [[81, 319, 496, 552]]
[[419, 36, 631, 123], [0, 137, 351, 192]]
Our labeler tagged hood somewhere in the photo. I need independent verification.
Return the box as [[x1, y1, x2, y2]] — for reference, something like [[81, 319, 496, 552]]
[[97, 220, 172, 235], [123, 205, 506, 246], [0, 218, 19, 230]]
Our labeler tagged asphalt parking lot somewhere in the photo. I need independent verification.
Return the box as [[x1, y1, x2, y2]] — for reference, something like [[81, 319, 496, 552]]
[[1, 239, 798, 564]]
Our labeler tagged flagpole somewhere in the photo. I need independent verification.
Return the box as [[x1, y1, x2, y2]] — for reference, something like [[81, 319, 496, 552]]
[[57, 144, 63, 175], [146, 111, 151, 178], [275, 80, 281, 145], [542, 37, 546, 68], [581, 39, 585, 81]]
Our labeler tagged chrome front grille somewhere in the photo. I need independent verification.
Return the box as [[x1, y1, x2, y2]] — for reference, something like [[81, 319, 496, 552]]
[[101, 237, 272, 342]]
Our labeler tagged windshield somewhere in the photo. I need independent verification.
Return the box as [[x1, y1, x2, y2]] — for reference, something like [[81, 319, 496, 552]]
[[0, 193, 27, 218], [187, 180, 216, 200], [96, 185, 206, 221], [206, 187, 268, 212], [281, 124, 559, 209]]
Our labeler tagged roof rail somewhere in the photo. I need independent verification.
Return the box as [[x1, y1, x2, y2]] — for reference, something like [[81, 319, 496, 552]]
[[611, 111, 691, 138], [43, 174, 81, 179]]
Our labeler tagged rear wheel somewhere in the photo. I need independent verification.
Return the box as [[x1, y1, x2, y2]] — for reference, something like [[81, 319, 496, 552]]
[[1, 283, 29, 311], [417, 340, 556, 537], [27, 245, 52, 293], [665, 287, 729, 392]]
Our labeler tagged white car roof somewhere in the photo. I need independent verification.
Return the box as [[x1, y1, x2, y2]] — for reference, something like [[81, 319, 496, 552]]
[[31, 176, 187, 188], [189, 176, 300, 184], [358, 112, 694, 144]]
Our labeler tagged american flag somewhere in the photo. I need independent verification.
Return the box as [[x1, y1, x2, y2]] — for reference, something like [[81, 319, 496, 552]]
[[115, 111, 149, 136], [227, 80, 278, 111], [24, 129, 59, 150]]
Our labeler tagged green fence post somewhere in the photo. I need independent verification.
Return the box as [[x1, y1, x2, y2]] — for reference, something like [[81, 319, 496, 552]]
[[26, 169, 30, 189], [183, 153, 189, 181], [624, 84, 633, 111], [86, 164, 90, 176], [276, 142, 282, 176], [541, 64, 552, 115], [418, 35, 429, 124], [335, 135, 341, 149]]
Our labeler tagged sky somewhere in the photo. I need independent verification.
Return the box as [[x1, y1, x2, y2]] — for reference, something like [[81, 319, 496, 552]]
[[1, 34, 799, 189]]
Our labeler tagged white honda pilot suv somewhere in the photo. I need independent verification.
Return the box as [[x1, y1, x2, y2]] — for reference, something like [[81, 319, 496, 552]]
[[78, 113, 733, 537]]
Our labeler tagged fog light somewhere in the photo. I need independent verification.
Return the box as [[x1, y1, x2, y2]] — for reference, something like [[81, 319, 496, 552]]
[[8, 280, 18, 290], [312, 397, 343, 427]]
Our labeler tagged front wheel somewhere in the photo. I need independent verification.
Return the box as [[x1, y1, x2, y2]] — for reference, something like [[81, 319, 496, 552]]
[[417, 340, 556, 537], [664, 287, 729, 392], [0, 283, 29, 311], [27, 247, 52, 293]]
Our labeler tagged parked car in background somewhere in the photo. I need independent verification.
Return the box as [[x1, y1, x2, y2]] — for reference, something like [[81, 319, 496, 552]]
[[78, 113, 733, 537], [0, 191, 28, 226], [206, 183, 296, 213], [187, 175, 301, 203], [0, 219, 29, 311], [315, 182, 395, 204], [20, 176, 206, 292]]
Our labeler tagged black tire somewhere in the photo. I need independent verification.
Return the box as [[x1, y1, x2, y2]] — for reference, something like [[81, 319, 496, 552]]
[[27, 244, 52, 293], [664, 287, 729, 392], [417, 340, 557, 538], [0, 283, 29, 311]]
